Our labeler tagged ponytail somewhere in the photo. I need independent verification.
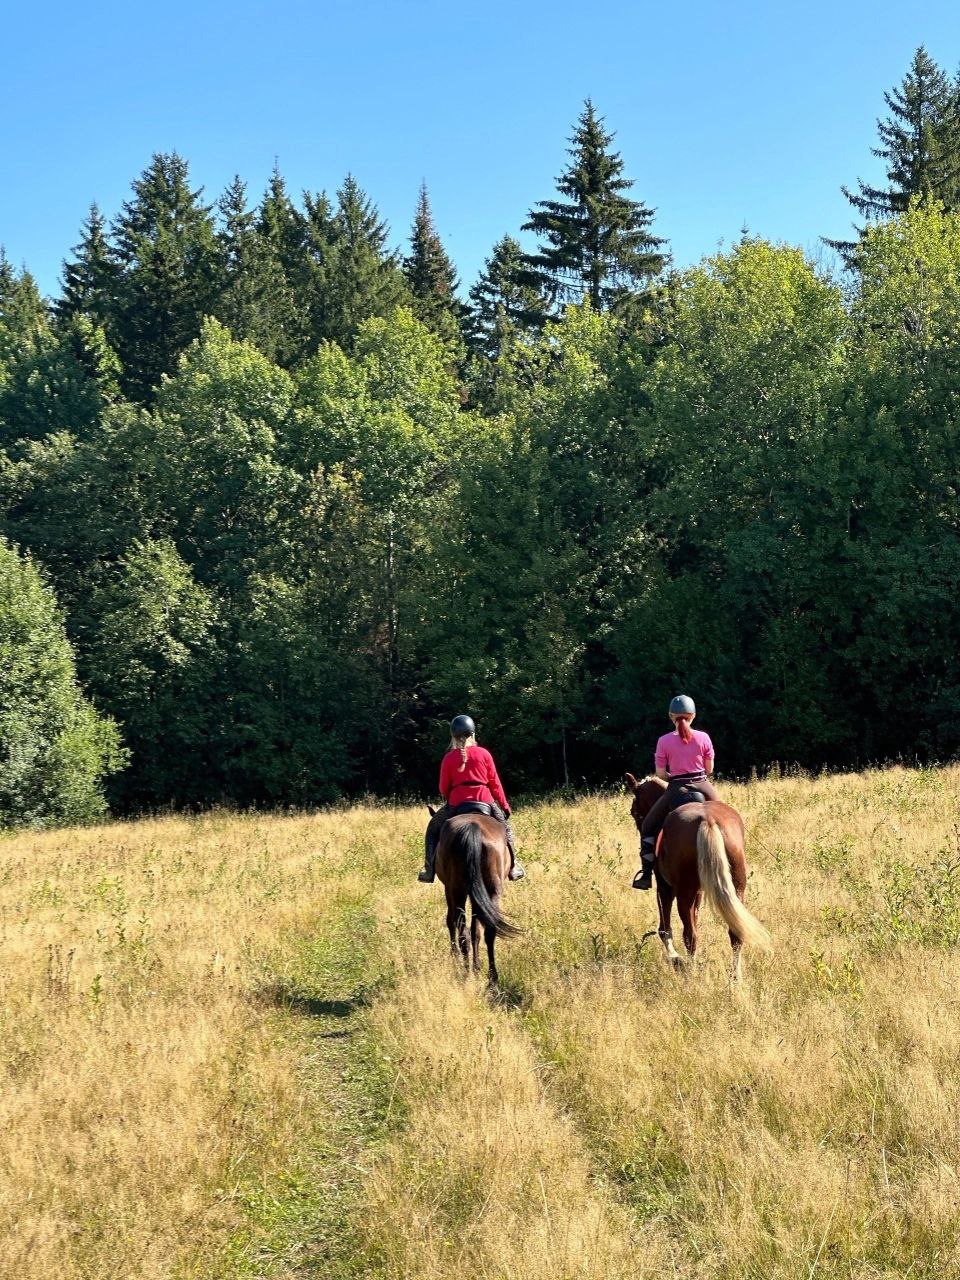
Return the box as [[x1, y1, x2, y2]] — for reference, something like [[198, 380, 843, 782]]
[[676, 716, 693, 743], [450, 733, 477, 771]]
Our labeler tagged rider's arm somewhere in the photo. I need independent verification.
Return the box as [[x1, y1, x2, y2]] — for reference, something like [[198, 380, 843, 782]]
[[484, 750, 510, 811], [655, 766, 670, 782], [705, 758, 714, 776]]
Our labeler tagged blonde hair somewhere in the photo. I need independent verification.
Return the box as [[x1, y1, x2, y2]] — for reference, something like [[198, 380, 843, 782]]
[[449, 733, 477, 771]]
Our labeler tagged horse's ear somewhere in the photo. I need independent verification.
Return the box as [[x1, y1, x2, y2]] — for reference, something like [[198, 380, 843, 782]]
[[427, 804, 437, 816], [624, 772, 639, 793]]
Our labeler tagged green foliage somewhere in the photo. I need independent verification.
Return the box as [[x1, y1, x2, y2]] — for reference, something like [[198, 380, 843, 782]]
[[0, 538, 125, 826]]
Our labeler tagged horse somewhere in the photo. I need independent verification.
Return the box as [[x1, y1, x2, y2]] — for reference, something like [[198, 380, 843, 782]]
[[623, 774, 770, 978], [429, 805, 521, 986]]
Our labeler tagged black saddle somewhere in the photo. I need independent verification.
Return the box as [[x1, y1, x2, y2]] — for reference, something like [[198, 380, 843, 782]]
[[449, 801, 496, 818], [666, 786, 706, 813]]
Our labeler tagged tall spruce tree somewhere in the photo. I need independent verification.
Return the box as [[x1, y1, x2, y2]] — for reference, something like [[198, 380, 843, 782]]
[[55, 204, 118, 330], [256, 166, 312, 363], [469, 234, 552, 358], [109, 153, 222, 401], [215, 175, 291, 360], [403, 184, 464, 349], [828, 47, 960, 259], [316, 175, 408, 349], [522, 100, 667, 311]]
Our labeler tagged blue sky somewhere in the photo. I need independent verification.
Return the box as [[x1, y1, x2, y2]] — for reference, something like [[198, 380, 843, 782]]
[[3, 1, 960, 298]]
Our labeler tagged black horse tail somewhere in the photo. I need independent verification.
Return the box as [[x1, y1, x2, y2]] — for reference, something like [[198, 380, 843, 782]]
[[455, 821, 522, 940]]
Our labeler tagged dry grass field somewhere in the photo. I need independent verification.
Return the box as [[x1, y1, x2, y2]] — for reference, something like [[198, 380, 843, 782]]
[[2, 765, 959, 1278]]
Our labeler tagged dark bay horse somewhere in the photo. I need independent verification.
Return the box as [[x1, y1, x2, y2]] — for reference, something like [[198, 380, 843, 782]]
[[624, 774, 770, 977], [430, 806, 521, 985]]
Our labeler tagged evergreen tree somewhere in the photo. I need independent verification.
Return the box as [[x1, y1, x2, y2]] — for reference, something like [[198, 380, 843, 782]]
[[317, 175, 409, 348], [403, 184, 464, 349], [215, 175, 291, 360], [109, 153, 222, 401], [55, 204, 118, 329], [256, 166, 312, 363], [0, 313, 121, 448], [828, 47, 960, 259], [522, 100, 667, 311], [0, 252, 46, 368], [468, 234, 552, 358], [0, 537, 126, 826]]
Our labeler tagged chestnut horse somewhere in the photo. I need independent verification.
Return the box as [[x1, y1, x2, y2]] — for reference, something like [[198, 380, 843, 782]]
[[624, 774, 769, 977], [431, 806, 521, 985]]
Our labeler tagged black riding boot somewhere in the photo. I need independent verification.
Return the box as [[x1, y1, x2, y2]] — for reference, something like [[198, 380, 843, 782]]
[[418, 829, 437, 882], [491, 803, 524, 880], [419, 809, 446, 882], [506, 826, 525, 880], [632, 837, 657, 890]]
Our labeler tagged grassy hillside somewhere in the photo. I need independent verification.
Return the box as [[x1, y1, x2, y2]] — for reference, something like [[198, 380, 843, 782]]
[[1, 766, 958, 1278]]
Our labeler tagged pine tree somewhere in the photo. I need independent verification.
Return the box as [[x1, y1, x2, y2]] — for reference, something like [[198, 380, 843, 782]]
[[317, 175, 409, 349], [109, 153, 222, 401], [403, 184, 465, 348], [468, 234, 552, 358], [828, 47, 960, 259], [55, 204, 118, 329], [522, 100, 667, 312]]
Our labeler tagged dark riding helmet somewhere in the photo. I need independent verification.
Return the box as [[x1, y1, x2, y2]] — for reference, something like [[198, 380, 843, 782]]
[[669, 694, 696, 717], [450, 714, 476, 737]]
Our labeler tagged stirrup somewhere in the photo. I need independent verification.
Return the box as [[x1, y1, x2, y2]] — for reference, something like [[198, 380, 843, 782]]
[[632, 866, 653, 890], [508, 862, 525, 881], [418, 867, 435, 883]]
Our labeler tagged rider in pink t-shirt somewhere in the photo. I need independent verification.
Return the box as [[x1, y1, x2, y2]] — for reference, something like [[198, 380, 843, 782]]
[[632, 694, 720, 890]]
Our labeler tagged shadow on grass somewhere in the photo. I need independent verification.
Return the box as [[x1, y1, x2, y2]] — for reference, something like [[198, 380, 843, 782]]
[[255, 980, 373, 1020]]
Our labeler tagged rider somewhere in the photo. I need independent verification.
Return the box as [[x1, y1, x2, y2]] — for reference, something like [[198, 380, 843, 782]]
[[632, 695, 720, 890], [418, 714, 525, 884]]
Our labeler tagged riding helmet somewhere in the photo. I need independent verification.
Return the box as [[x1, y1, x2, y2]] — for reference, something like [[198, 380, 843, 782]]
[[669, 694, 696, 717], [450, 714, 476, 737]]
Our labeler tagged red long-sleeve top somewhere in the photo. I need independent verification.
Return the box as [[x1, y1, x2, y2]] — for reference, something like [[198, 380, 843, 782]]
[[440, 745, 509, 811]]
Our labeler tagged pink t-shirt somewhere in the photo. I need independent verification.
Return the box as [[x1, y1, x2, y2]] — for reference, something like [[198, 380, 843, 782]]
[[655, 729, 714, 776]]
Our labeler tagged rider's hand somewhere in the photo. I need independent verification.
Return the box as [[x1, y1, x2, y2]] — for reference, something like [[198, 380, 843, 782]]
[[503, 808, 511, 820]]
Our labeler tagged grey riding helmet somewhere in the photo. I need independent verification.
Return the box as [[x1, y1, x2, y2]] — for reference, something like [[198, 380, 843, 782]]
[[669, 695, 696, 717], [450, 714, 476, 737]]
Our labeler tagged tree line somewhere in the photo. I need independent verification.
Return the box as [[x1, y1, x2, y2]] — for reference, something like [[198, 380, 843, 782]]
[[0, 48, 958, 824]]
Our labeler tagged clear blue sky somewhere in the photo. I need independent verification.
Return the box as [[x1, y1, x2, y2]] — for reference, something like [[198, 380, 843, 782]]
[[3, 0, 960, 298]]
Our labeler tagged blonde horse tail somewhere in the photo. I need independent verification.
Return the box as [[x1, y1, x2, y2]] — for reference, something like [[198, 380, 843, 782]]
[[697, 818, 771, 949]]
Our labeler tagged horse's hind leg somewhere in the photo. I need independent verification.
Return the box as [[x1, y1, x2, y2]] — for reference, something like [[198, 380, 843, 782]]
[[677, 890, 701, 965], [470, 914, 481, 973], [655, 878, 682, 970], [446, 892, 468, 969], [484, 891, 503, 986], [484, 924, 498, 987]]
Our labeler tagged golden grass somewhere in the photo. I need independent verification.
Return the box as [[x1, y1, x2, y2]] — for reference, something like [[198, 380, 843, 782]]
[[2, 767, 959, 1278]]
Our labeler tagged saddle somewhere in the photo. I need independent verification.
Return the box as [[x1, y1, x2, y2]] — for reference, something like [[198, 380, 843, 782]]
[[449, 801, 498, 819], [666, 785, 706, 813]]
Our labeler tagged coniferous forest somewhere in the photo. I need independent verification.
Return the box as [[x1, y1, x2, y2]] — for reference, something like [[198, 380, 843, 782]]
[[1, 50, 960, 823]]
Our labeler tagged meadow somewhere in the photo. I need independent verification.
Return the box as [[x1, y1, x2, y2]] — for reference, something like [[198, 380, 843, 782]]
[[1, 765, 959, 1278]]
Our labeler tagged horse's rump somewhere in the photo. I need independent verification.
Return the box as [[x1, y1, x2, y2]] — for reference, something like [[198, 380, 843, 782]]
[[440, 817, 521, 940], [695, 814, 770, 949]]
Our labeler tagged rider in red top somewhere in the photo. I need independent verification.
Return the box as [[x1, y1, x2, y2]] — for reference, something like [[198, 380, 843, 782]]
[[418, 714, 524, 883]]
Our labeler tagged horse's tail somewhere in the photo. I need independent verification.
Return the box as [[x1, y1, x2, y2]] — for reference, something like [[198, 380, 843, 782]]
[[455, 822, 522, 940], [697, 817, 771, 949]]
